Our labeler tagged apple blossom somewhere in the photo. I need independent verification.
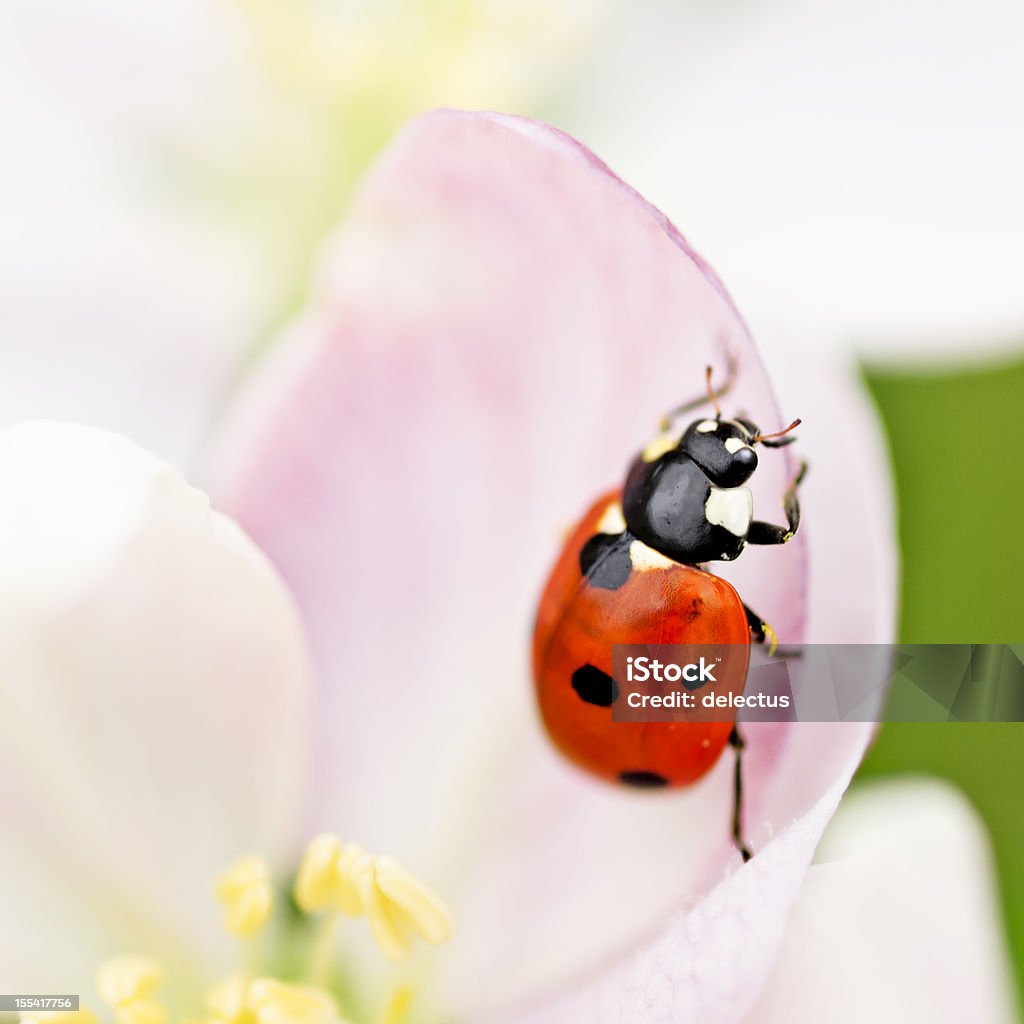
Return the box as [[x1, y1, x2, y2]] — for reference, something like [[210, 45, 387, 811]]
[[0, 111, 1014, 1024], [209, 110, 898, 1019]]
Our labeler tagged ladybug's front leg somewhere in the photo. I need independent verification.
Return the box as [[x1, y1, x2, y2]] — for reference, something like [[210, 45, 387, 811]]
[[729, 725, 752, 863], [747, 461, 808, 545]]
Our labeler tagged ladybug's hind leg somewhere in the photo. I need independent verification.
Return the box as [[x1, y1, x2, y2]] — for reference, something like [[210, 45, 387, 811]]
[[729, 725, 753, 863]]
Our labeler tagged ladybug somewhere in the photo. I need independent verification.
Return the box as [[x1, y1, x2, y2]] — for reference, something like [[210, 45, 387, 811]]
[[532, 365, 805, 860]]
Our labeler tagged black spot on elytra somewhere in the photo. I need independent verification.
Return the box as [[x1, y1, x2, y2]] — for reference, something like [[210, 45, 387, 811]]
[[619, 770, 668, 788], [571, 663, 618, 707], [579, 532, 633, 590]]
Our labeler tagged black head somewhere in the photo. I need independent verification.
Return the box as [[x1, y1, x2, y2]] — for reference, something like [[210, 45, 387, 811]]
[[621, 365, 802, 566], [679, 412, 801, 485], [680, 416, 759, 487]]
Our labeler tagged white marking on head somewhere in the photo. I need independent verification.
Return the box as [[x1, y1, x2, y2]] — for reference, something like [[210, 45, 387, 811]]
[[705, 486, 753, 537], [596, 502, 626, 535], [629, 539, 676, 572], [696, 419, 718, 433], [641, 431, 681, 463], [724, 437, 752, 454]]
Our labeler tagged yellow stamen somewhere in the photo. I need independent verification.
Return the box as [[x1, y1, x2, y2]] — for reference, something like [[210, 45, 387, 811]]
[[373, 857, 453, 947], [96, 838, 451, 1024], [206, 973, 253, 1024], [763, 621, 778, 656], [335, 844, 374, 916], [296, 837, 375, 982], [97, 957, 163, 1005], [295, 835, 452, 961], [248, 978, 344, 1024], [294, 835, 341, 912], [308, 912, 340, 987], [215, 856, 274, 938], [378, 987, 412, 1024], [356, 855, 452, 962], [294, 836, 365, 916], [97, 957, 166, 1024], [354, 873, 409, 962]]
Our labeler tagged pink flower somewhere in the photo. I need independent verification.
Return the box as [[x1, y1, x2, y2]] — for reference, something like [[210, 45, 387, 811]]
[[0, 112, 1013, 1022], [209, 112, 897, 1017]]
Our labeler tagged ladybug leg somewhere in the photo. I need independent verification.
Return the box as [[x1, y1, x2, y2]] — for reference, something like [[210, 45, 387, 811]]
[[744, 602, 804, 659], [747, 461, 808, 545], [729, 725, 753, 863], [659, 356, 737, 429], [743, 602, 778, 655]]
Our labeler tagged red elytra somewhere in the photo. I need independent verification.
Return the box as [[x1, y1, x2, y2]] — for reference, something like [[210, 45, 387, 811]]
[[533, 490, 750, 789]]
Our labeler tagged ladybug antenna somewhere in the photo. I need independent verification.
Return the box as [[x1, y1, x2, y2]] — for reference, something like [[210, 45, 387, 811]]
[[659, 355, 736, 429], [754, 418, 802, 448], [705, 365, 722, 418]]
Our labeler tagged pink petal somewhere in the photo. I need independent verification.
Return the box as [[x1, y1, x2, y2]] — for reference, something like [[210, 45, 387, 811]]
[[499, 762, 861, 1024], [209, 112, 894, 1019]]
